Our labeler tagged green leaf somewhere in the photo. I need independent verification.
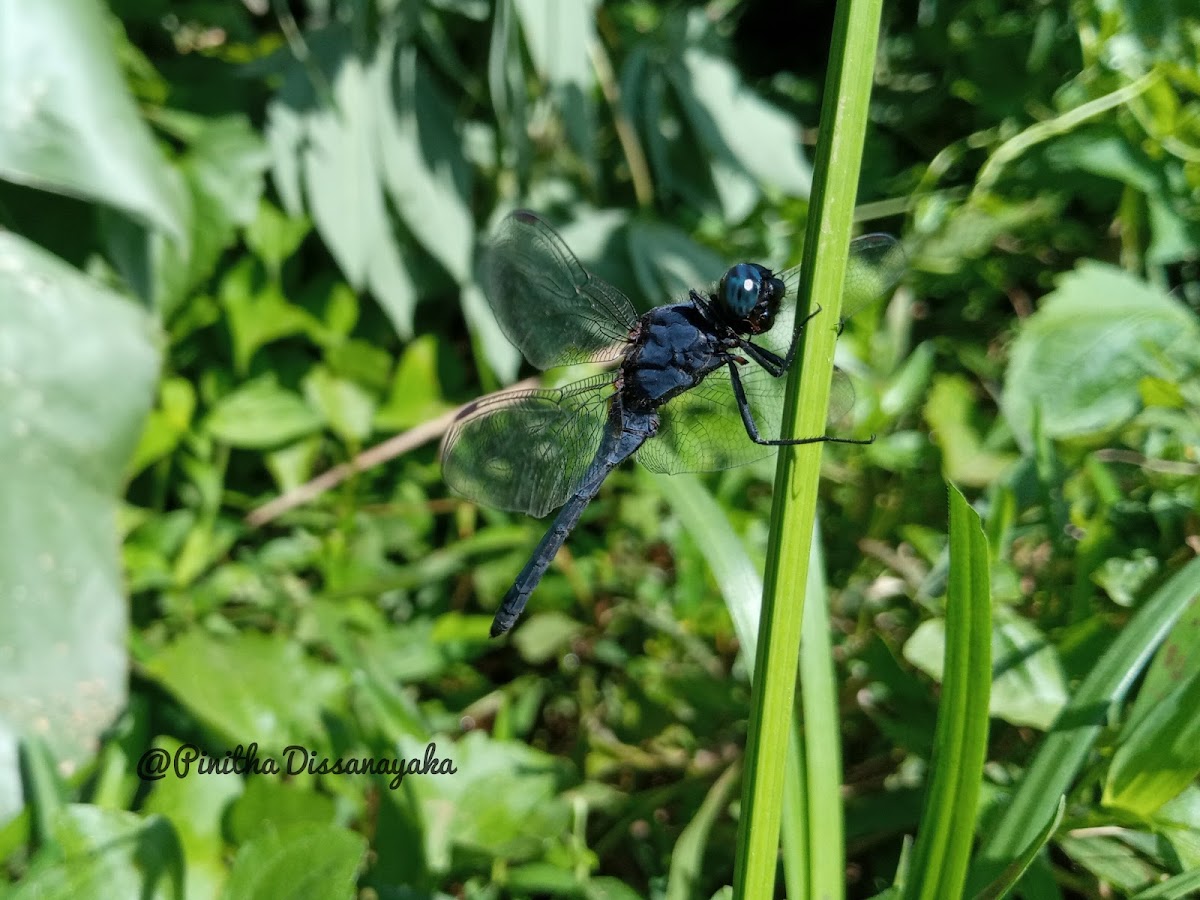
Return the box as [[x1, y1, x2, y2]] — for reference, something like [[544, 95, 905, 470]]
[[302, 366, 376, 444], [922, 374, 1017, 486], [266, 32, 418, 336], [970, 797, 1065, 900], [396, 731, 569, 868], [142, 736, 244, 900], [1131, 866, 1200, 900], [1002, 263, 1200, 450], [904, 610, 1067, 730], [142, 631, 347, 749], [512, 611, 586, 664], [374, 335, 453, 431], [375, 42, 474, 283], [203, 376, 324, 449], [680, 49, 813, 200], [174, 115, 270, 296], [0, 0, 185, 239], [219, 261, 321, 376], [13, 806, 184, 900], [969, 556, 1200, 892], [626, 220, 725, 302], [223, 823, 365, 900], [1104, 666, 1200, 817], [512, 0, 599, 178], [902, 483, 991, 900], [225, 777, 337, 845], [0, 233, 159, 821], [666, 762, 740, 900], [733, 0, 886, 893], [244, 200, 312, 277], [128, 377, 197, 477]]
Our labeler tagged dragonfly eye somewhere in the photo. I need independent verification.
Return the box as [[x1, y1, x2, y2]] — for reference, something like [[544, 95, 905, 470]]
[[720, 263, 762, 318]]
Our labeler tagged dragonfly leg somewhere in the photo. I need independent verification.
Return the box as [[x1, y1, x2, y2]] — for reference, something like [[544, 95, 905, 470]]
[[725, 361, 875, 447], [737, 304, 824, 377]]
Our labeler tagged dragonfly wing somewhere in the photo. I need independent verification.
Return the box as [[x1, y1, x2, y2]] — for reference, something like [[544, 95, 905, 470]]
[[638, 365, 781, 474], [441, 374, 614, 518], [485, 211, 639, 370], [770, 233, 906, 348], [637, 361, 859, 475], [827, 367, 857, 425], [842, 233, 906, 319]]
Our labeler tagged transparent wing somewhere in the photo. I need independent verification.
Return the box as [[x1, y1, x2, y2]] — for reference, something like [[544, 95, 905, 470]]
[[636, 363, 858, 475], [841, 233, 906, 320], [484, 210, 639, 370], [441, 374, 614, 517], [760, 232, 906, 359]]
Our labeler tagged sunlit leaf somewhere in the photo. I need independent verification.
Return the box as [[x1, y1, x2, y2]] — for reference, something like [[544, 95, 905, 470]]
[[0, 233, 159, 821]]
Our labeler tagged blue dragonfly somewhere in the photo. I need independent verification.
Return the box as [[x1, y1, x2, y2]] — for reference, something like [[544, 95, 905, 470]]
[[442, 211, 904, 636]]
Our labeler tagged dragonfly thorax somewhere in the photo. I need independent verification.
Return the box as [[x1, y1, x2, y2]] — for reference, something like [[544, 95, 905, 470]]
[[620, 304, 727, 412], [716, 262, 785, 336]]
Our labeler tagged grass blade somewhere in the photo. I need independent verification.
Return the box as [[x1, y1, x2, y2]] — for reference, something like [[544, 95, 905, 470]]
[[731, 0, 886, 894], [902, 484, 992, 900], [968, 555, 1200, 892]]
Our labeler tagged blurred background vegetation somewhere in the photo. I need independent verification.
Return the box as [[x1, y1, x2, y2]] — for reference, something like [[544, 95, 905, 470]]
[[1, 0, 1198, 897]]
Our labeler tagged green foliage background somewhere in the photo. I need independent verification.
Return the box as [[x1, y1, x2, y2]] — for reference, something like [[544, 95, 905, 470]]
[[1, 0, 1199, 897]]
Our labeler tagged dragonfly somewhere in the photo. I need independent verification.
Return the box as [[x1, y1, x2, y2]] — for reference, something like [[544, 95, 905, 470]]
[[442, 211, 905, 637]]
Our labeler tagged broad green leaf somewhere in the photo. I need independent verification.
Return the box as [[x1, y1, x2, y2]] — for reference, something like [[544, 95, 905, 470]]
[[142, 631, 347, 749], [203, 376, 324, 449], [396, 731, 570, 868], [13, 806, 183, 900], [460, 280, 521, 384], [266, 32, 418, 336], [148, 114, 269, 310], [1154, 786, 1200, 872], [219, 261, 321, 376], [244, 200, 312, 277], [681, 49, 813, 200], [374, 335, 454, 431], [626, 221, 725, 302], [0, 0, 184, 239], [1094, 550, 1161, 607], [914, 195, 1062, 275], [904, 610, 1067, 730], [902, 484, 991, 900], [375, 42, 475, 283], [128, 377, 197, 477], [512, 0, 599, 177], [223, 823, 365, 900], [0, 233, 159, 821], [1057, 832, 1160, 894], [1104, 667, 1200, 817], [298, 55, 375, 289], [922, 374, 1017, 486], [302, 367, 376, 444], [512, 611, 586, 664], [1002, 263, 1200, 450], [1130, 594, 1200, 722], [142, 736, 244, 900], [225, 777, 337, 845]]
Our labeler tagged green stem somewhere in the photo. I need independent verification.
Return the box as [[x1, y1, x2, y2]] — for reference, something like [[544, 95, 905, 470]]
[[972, 70, 1160, 198], [731, 0, 885, 895]]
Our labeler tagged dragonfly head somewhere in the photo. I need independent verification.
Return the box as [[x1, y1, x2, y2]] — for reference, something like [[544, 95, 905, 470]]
[[717, 263, 786, 335]]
